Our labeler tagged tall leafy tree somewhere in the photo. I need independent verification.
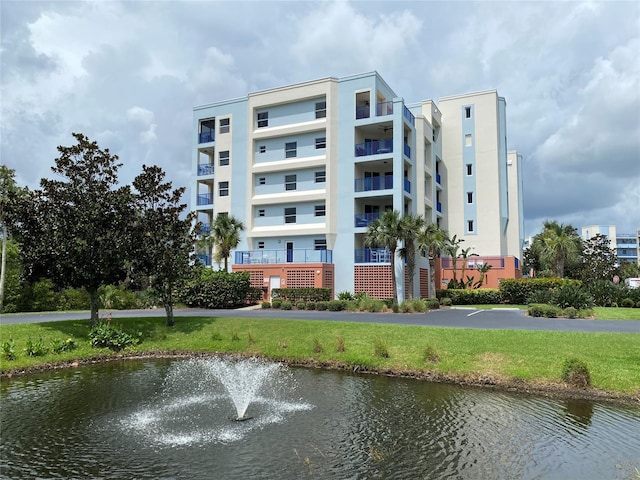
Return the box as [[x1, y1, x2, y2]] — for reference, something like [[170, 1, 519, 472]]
[[398, 214, 425, 299], [11, 133, 135, 325], [132, 165, 197, 327], [0, 166, 25, 311], [416, 223, 450, 298], [365, 210, 403, 303], [209, 213, 244, 271], [538, 221, 582, 278], [579, 234, 618, 283]]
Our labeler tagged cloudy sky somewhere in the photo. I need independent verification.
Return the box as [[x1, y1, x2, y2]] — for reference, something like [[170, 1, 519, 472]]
[[2, 0, 639, 237]]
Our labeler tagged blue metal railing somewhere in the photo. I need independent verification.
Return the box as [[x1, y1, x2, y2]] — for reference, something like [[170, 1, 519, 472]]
[[436, 202, 442, 213], [234, 249, 333, 265], [199, 223, 210, 234], [196, 254, 211, 266], [198, 163, 214, 176], [404, 143, 411, 158], [355, 138, 393, 157], [376, 101, 393, 116], [354, 212, 382, 228], [199, 131, 215, 143], [354, 174, 393, 192], [436, 172, 441, 184], [403, 105, 415, 126], [356, 105, 370, 119], [354, 248, 392, 263], [197, 193, 213, 205], [404, 178, 411, 193]]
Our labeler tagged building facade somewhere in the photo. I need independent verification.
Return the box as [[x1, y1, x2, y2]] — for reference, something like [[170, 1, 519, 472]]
[[193, 72, 523, 300], [581, 225, 640, 265]]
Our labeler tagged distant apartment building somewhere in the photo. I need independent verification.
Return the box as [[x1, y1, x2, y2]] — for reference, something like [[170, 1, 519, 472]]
[[581, 225, 640, 265], [192, 72, 523, 300]]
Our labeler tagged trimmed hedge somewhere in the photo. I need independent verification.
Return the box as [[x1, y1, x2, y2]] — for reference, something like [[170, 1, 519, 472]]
[[436, 288, 502, 305], [499, 278, 580, 305], [179, 269, 252, 309], [271, 288, 332, 303]]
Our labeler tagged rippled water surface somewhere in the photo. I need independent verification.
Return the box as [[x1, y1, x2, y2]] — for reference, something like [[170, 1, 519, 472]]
[[1, 359, 639, 479]]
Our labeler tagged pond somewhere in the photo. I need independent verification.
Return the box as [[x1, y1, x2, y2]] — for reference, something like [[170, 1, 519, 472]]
[[1, 358, 639, 479]]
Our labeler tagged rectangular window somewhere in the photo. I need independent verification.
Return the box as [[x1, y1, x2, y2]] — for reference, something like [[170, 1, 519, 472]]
[[314, 239, 327, 250], [315, 101, 326, 119], [219, 150, 230, 166], [466, 164, 473, 176], [467, 192, 473, 204], [219, 181, 229, 197], [315, 170, 326, 183], [315, 137, 326, 149], [467, 220, 474, 232], [219, 118, 230, 134], [285, 142, 297, 158], [285, 174, 297, 191], [257, 111, 268, 128], [258, 209, 265, 217], [258, 241, 265, 249], [465, 134, 472, 147], [315, 205, 326, 217], [259, 145, 266, 153], [465, 106, 471, 119], [258, 177, 266, 185], [284, 207, 296, 224]]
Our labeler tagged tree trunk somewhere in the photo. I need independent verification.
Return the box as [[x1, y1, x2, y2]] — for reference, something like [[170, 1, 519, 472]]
[[390, 248, 398, 304], [165, 302, 174, 327], [429, 257, 436, 299], [89, 289, 99, 326], [0, 224, 7, 311]]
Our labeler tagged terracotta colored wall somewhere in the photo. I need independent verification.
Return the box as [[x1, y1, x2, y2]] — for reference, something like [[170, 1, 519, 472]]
[[435, 256, 522, 290], [233, 263, 334, 300]]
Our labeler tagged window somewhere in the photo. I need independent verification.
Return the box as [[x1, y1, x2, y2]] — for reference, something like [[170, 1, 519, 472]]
[[467, 192, 473, 204], [467, 220, 474, 232], [315, 170, 326, 183], [259, 145, 266, 153], [258, 209, 265, 217], [315, 205, 326, 217], [285, 142, 297, 158], [219, 118, 230, 134], [257, 111, 268, 128], [465, 134, 472, 147], [285, 174, 297, 191], [219, 181, 229, 197], [315, 137, 326, 149], [466, 164, 473, 176], [315, 101, 326, 119], [258, 177, 266, 185], [315, 239, 327, 250], [465, 106, 471, 119], [219, 150, 229, 166], [284, 207, 296, 224], [258, 241, 265, 249]]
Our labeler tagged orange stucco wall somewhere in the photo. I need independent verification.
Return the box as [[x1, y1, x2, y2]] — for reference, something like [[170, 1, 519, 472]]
[[233, 263, 334, 300], [436, 256, 522, 290]]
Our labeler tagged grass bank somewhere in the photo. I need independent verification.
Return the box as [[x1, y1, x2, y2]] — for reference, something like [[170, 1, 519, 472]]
[[1, 316, 639, 402]]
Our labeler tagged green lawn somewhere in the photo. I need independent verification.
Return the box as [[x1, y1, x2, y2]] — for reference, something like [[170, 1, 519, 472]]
[[453, 305, 640, 320], [1, 316, 639, 399]]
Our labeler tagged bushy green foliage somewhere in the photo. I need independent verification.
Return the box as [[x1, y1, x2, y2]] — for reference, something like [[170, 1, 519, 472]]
[[526, 289, 554, 305], [440, 297, 452, 307], [562, 307, 578, 319], [399, 301, 414, 313], [425, 299, 440, 310], [89, 321, 141, 351], [306, 302, 316, 310], [51, 337, 76, 354], [316, 301, 328, 311], [296, 301, 306, 310], [499, 278, 576, 304], [312, 338, 323, 353], [552, 282, 594, 310], [25, 337, 48, 357], [436, 288, 502, 305], [335, 335, 345, 353], [423, 345, 440, 363], [337, 291, 354, 301], [373, 337, 389, 358], [621, 298, 635, 308], [245, 287, 264, 305], [271, 288, 332, 303], [281, 300, 292, 310], [271, 298, 282, 309], [261, 301, 271, 309], [1, 339, 16, 360], [179, 268, 251, 309], [327, 300, 345, 311], [528, 303, 561, 318], [562, 358, 591, 387]]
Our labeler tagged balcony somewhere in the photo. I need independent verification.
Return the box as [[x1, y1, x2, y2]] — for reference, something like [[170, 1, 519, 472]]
[[403, 105, 415, 126], [198, 163, 214, 176], [355, 174, 393, 192], [404, 178, 411, 194], [198, 131, 215, 143], [436, 172, 441, 184], [234, 249, 333, 264], [403, 143, 411, 158], [436, 201, 442, 213], [197, 193, 214, 206], [354, 248, 392, 264], [376, 101, 393, 116], [355, 212, 382, 228], [355, 139, 393, 157], [356, 105, 370, 119], [196, 254, 211, 266], [199, 222, 210, 234]]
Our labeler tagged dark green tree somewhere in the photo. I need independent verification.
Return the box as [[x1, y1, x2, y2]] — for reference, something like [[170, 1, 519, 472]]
[[131, 165, 197, 327], [365, 210, 403, 303], [416, 222, 450, 298], [398, 214, 425, 299], [209, 213, 244, 271], [528, 221, 582, 278], [11, 133, 135, 325], [579, 234, 618, 283], [0, 166, 24, 311]]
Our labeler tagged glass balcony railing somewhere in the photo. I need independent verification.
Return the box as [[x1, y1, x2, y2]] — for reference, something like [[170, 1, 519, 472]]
[[354, 212, 382, 228], [436, 172, 441, 184], [403, 105, 415, 126], [197, 193, 214, 206], [234, 249, 333, 264], [354, 174, 393, 192], [354, 248, 392, 264], [376, 101, 393, 116], [436, 202, 442, 213], [196, 254, 211, 266], [199, 223, 210, 234], [356, 105, 370, 119], [355, 139, 393, 157], [198, 131, 215, 143], [198, 163, 214, 176], [404, 178, 411, 193]]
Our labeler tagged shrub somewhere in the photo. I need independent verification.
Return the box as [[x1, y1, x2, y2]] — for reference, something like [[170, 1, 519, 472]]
[[423, 345, 440, 363], [89, 321, 141, 351], [562, 358, 591, 387], [527, 290, 554, 305], [437, 289, 502, 305], [1, 339, 16, 360], [306, 302, 316, 310], [271, 298, 283, 309], [337, 291, 354, 301], [316, 301, 328, 311], [391, 303, 399, 313], [425, 299, 440, 310], [373, 337, 389, 358], [281, 300, 293, 310], [51, 337, 76, 354], [543, 305, 561, 318], [528, 303, 560, 318], [621, 298, 635, 308], [410, 299, 426, 313], [335, 335, 345, 353], [313, 338, 323, 353], [552, 282, 594, 310], [271, 287, 332, 303], [382, 298, 395, 308], [296, 301, 306, 310], [499, 278, 575, 305], [25, 337, 49, 357], [178, 268, 252, 309], [245, 287, 264, 305], [562, 307, 578, 319], [261, 301, 271, 309], [327, 300, 345, 311], [441, 297, 452, 307], [399, 301, 414, 313]]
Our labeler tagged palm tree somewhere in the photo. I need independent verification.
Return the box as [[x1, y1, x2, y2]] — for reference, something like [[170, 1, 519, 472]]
[[538, 221, 581, 278], [209, 214, 245, 271], [416, 223, 449, 298], [364, 210, 403, 303], [398, 214, 425, 299]]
